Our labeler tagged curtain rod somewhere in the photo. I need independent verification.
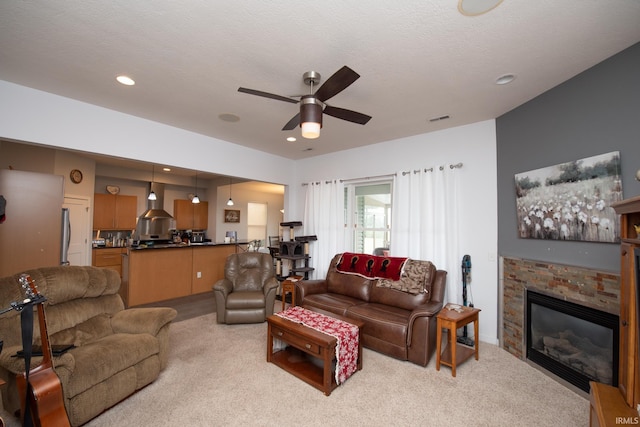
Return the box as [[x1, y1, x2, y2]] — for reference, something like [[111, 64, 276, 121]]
[[401, 162, 463, 175], [340, 173, 396, 183], [301, 163, 463, 186], [302, 173, 396, 186]]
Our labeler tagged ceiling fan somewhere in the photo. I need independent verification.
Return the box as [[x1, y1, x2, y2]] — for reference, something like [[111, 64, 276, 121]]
[[238, 66, 372, 139]]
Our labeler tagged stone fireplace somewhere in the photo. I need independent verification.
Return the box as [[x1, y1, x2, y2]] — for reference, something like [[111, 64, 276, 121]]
[[502, 257, 620, 393]]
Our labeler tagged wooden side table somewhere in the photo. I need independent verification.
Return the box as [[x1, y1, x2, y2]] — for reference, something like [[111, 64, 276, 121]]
[[280, 277, 301, 311], [436, 304, 481, 377]]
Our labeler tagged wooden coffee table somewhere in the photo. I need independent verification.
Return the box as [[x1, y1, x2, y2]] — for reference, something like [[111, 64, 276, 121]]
[[266, 311, 363, 396]]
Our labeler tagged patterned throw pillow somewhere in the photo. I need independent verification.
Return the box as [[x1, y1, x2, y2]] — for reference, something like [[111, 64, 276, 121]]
[[336, 252, 407, 281], [376, 259, 435, 295]]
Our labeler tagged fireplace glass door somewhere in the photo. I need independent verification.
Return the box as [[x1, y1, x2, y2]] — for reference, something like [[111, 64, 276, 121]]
[[526, 290, 618, 392]]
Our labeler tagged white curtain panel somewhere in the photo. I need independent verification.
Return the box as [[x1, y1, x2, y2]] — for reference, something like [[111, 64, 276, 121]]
[[303, 180, 346, 279], [390, 166, 461, 304]]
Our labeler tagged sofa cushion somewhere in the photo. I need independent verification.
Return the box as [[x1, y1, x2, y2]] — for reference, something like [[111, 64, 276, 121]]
[[50, 313, 114, 347], [302, 293, 364, 316], [27, 266, 120, 306], [346, 303, 410, 348], [60, 333, 159, 398], [226, 290, 265, 309]]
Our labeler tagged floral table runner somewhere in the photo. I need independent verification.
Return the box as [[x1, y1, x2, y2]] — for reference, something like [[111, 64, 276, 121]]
[[276, 306, 359, 385]]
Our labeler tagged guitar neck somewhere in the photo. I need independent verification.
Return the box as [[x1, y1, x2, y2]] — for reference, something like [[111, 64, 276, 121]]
[[35, 304, 54, 368], [19, 274, 54, 367]]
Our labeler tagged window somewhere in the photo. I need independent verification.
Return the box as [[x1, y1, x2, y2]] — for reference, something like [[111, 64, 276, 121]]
[[344, 182, 392, 254], [247, 202, 267, 247]]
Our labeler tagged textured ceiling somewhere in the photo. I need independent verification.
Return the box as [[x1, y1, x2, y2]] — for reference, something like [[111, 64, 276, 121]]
[[1, 1, 639, 161]]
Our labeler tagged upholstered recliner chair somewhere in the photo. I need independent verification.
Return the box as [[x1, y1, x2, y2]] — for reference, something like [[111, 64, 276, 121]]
[[0, 266, 176, 426], [212, 252, 279, 324]]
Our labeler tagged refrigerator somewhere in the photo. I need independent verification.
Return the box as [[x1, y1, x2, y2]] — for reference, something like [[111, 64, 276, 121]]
[[0, 169, 68, 277]]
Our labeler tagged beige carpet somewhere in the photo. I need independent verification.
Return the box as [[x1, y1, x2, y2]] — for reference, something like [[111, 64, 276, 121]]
[[1, 309, 589, 426]]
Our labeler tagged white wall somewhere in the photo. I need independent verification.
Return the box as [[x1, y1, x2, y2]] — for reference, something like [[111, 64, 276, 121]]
[[293, 120, 499, 344], [0, 80, 295, 186], [0, 80, 499, 344]]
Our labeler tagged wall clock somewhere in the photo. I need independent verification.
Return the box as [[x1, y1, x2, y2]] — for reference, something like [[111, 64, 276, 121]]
[[70, 169, 83, 184]]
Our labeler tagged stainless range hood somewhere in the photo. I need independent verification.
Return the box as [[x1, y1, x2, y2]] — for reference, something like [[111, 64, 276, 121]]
[[141, 182, 173, 219], [135, 182, 174, 241]]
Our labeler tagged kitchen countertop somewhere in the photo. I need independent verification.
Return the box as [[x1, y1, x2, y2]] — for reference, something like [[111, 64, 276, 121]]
[[129, 241, 252, 250]]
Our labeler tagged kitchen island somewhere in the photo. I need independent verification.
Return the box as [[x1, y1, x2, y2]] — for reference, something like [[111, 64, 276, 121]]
[[122, 242, 250, 307]]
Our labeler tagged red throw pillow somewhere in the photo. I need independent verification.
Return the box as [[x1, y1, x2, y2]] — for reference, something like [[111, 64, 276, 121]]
[[375, 256, 406, 281], [337, 252, 376, 277], [337, 252, 406, 281]]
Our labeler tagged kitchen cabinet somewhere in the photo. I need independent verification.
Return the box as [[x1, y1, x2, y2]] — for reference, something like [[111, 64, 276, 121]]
[[93, 247, 127, 303], [191, 244, 236, 294], [127, 247, 193, 306], [173, 199, 208, 230], [93, 194, 137, 230], [125, 244, 238, 306], [92, 248, 126, 277]]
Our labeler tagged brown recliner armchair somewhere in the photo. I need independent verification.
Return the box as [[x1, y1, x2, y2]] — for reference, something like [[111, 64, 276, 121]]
[[212, 252, 279, 324]]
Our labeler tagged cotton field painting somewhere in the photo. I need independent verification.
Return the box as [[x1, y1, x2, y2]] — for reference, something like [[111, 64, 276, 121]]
[[515, 151, 623, 243]]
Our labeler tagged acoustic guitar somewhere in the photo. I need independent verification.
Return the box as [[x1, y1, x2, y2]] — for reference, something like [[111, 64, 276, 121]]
[[15, 274, 70, 427]]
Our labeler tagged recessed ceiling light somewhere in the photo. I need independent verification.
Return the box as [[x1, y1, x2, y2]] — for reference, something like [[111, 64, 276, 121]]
[[116, 75, 135, 86], [286, 137, 297, 142], [163, 167, 171, 172], [458, 0, 504, 16], [218, 113, 240, 122], [496, 74, 516, 85]]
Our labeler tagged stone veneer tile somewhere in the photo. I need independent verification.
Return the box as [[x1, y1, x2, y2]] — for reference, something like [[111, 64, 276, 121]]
[[502, 257, 619, 360]]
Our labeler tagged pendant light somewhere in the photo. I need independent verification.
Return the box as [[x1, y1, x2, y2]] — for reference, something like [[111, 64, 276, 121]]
[[148, 165, 157, 201], [192, 172, 200, 204], [226, 177, 234, 206]]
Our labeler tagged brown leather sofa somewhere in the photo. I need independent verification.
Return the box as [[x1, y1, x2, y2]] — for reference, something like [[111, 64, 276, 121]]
[[0, 266, 176, 426], [295, 253, 447, 366]]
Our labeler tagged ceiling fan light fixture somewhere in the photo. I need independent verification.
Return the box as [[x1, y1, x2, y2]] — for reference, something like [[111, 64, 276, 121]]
[[301, 122, 321, 139], [300, 96, 323, 139]]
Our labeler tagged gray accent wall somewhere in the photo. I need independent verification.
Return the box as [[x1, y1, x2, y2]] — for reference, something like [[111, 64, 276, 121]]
[[496, 42, 640, 273]]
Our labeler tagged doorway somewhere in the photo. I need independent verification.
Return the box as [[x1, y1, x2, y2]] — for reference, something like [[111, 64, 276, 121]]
[[63, 195, 91, 266]]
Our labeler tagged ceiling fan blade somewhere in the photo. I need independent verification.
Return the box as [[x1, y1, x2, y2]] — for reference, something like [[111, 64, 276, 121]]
[[282, 112, 301, 130], [238, 87, 299, 104], [323, 105, 372, 125], [314, 66, 360, 102]]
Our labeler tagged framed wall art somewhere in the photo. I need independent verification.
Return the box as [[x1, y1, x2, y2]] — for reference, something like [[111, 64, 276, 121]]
[[514, 151, 622, 243], [224, 209, 240, 223]]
